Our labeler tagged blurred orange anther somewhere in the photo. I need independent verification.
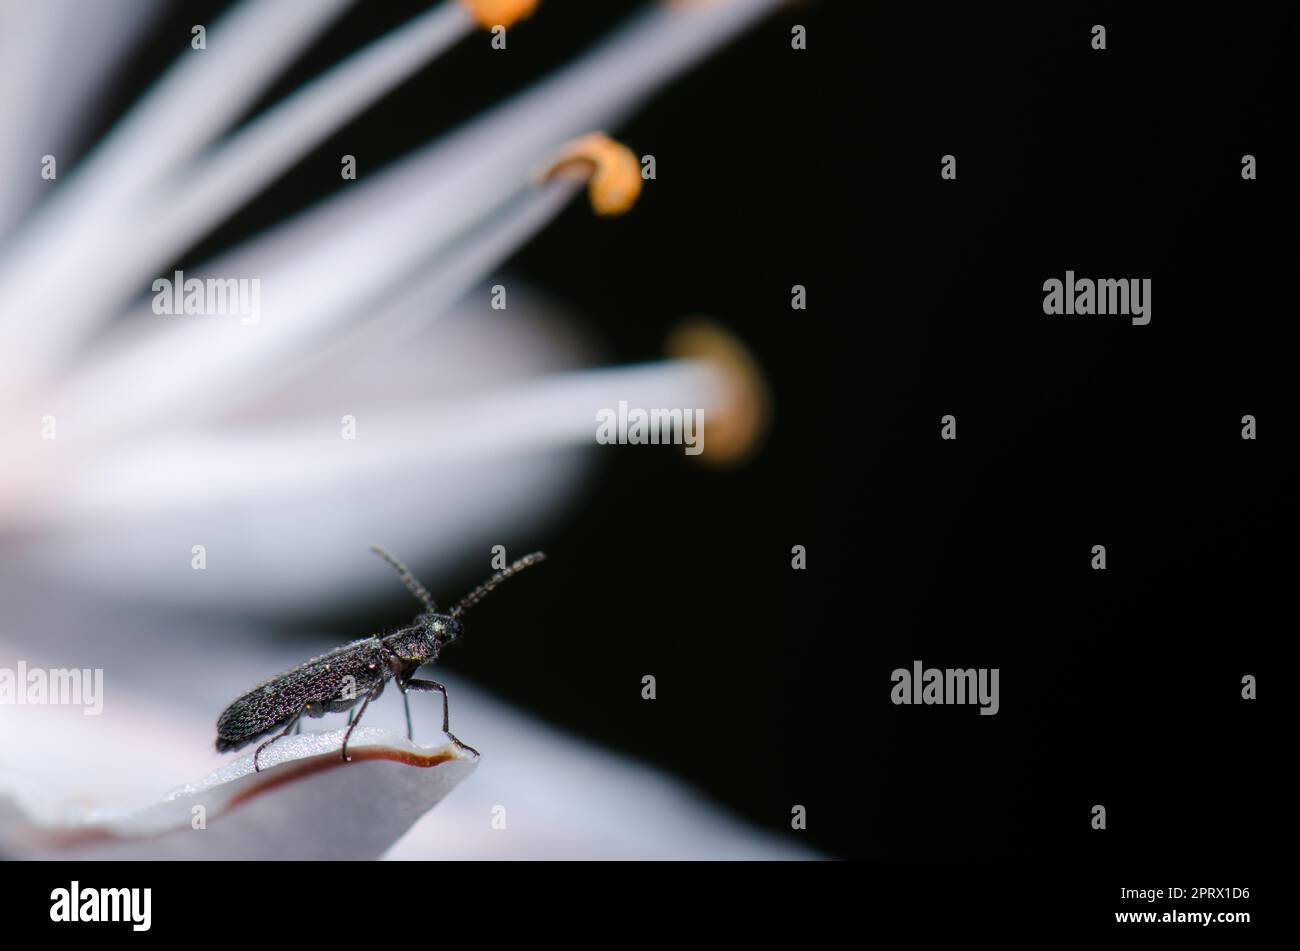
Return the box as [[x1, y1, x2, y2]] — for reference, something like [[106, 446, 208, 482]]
[[541, 133, 643, 217], [460, 0, 539, 30], [666, 319, 771, 467]]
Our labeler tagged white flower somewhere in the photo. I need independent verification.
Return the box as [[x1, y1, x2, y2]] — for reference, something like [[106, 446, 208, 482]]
[[0, 0, 797, 859]]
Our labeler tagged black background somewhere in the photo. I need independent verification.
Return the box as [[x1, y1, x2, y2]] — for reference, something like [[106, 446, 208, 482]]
[[76, 1, 1291, 861]]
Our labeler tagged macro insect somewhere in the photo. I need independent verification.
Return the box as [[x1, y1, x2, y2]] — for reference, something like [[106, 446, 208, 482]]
[[215, 546, 545, 771]]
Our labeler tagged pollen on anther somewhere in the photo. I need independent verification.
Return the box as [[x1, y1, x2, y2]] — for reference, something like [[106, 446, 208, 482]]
[[461, 0, 539, 30], [540, 133, 643, 217], [665, 319, 771, 466]]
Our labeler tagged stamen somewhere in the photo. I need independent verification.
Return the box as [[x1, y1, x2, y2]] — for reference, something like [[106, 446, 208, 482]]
[[666, 319, 770, 466], [461, 0, 539, 30], [541, 133, 643, 217]]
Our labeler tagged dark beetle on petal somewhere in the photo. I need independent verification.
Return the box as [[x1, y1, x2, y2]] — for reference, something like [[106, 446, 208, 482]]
[[215, 546, 545, 771]]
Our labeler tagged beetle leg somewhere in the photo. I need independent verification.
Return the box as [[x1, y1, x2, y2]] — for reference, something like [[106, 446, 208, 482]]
[[397, 681, 415, 741], [384, 647, 416, 740], [403, 678, 478, 756], [253, 711, 304, 772], [340, 681, 385, 763]]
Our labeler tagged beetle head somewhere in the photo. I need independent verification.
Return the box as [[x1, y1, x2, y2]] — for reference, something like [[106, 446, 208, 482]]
[[426, 612, 463, 651]]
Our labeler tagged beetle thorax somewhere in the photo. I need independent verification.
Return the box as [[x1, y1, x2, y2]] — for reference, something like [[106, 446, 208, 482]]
[[382, 626, 436, 665]]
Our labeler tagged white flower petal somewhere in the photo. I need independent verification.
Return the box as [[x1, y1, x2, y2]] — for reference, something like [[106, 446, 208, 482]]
[[0, 0, 355, 389], [0, 633, 815, 860], [0, 0, 163, 238], [0, 727, 477, 860]]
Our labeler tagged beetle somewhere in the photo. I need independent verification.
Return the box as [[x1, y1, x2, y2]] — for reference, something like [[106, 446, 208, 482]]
[[215, 546, 545, 771]]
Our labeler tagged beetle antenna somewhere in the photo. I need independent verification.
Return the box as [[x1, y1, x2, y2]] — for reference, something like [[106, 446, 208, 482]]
[[451, 552, 546, 618], [370, 545, 436, 612]]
